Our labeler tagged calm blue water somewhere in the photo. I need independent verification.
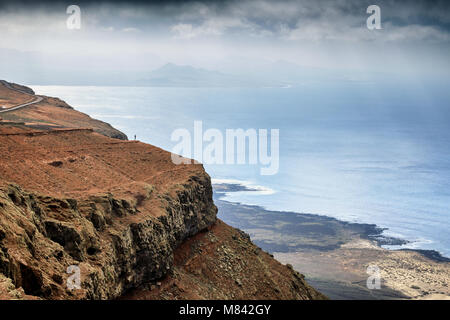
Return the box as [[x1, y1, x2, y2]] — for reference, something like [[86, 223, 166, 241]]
[[32, 83, 450, 257]]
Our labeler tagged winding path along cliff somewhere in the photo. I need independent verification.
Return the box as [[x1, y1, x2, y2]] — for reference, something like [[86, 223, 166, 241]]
[[0, 81, 325, 300]]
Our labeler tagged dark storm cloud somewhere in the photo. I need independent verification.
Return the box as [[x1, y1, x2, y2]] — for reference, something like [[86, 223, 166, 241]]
[[1, 0, 449, 28], [1, 0, 448, 43]]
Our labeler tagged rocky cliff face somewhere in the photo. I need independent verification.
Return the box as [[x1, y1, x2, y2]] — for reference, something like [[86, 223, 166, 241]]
[[0, 82, 325, 300], [0, 124, 219, 299], [123, 220, 325, 300], [0, 177, 216, 299]]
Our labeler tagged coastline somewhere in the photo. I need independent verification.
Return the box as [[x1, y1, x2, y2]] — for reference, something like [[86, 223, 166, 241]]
[[213, 182, 450, 299]]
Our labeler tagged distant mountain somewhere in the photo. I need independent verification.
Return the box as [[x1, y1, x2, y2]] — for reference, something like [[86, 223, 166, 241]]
[[138, 62, 354, 87], [139, 63, 270, 87]]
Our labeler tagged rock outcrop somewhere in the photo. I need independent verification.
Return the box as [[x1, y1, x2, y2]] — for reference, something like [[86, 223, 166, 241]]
[[0, 177, 216, 299], [123, 220, 325, 300]]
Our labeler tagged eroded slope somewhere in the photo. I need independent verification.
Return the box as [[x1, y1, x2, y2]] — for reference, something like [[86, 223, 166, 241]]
[[0, 80, 127, 140]]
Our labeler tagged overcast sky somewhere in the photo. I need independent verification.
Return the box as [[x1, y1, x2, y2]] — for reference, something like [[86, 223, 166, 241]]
[[0, 0, 449, 84]]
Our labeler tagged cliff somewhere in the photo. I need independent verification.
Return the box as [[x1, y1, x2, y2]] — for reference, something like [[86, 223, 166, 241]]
[[0, 82, 325, 300], [123, 220, 323, 300], [0, 80, 127, 140]]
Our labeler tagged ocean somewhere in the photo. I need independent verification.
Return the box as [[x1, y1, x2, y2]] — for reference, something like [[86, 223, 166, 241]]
[[31, 82, 450, 257]]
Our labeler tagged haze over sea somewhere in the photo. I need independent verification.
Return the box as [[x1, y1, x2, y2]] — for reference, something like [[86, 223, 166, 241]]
[[32, 81, 450, 257]]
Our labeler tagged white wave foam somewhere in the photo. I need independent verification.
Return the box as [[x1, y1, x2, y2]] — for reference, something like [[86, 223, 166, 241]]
[[212, 178, 275, 195]]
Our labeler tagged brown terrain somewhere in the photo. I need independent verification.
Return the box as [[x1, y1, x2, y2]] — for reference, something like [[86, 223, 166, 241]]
[[0, 80, 325, 300], [275, 239, 450, 300], [214, 184, 450, 300], [0, 81, 36, 108], [0, 81, 126, 140], [123, 220, 322, 300]]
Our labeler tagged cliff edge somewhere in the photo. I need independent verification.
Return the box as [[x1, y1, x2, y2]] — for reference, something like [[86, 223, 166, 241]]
[[0, 82, 325, 300], [0, 80, 127, 140]]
